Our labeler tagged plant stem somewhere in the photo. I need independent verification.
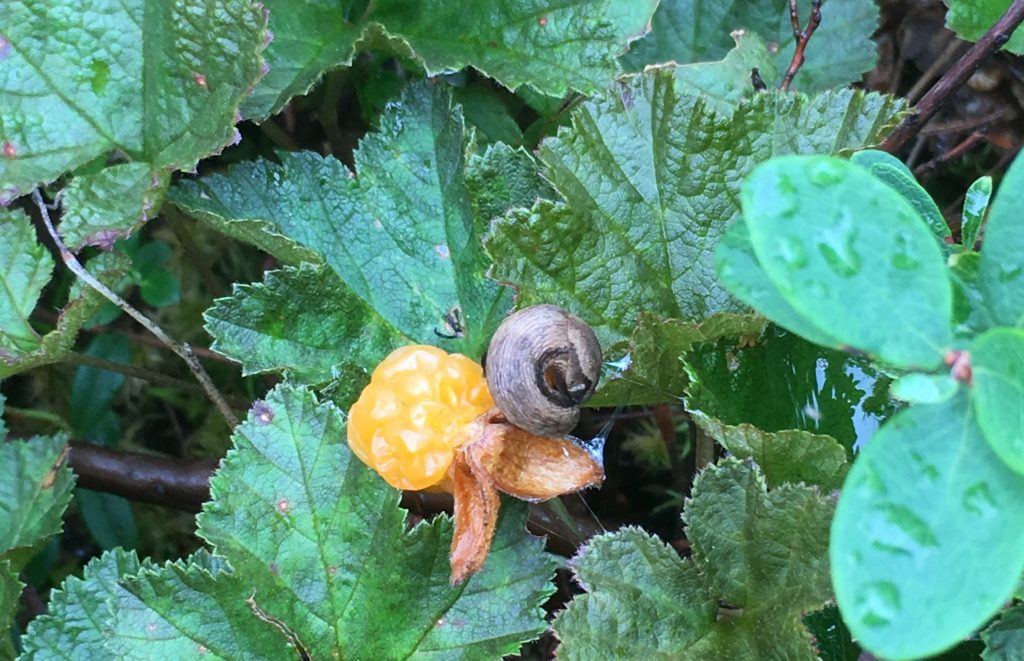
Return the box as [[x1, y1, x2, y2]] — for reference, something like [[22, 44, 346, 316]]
[[32, 190, 240, 429], [779, 0, 823, 92], [880, 0, 1024, 153]]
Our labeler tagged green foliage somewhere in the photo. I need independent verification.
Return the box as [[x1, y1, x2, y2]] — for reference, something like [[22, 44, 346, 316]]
[[623, 0, 879, 92], [962, 175, 993, 249], [554, 459, 833, 659], [246, 0, 658, 119], [947, 0, 1024, 55], [0, 210, 53, 355], [972, 328, 1024, 473], [979, 150, 1024, 326], [60, 164, 169, 251], [982, 603, 1024, 660], [849, 149, 949, 241]]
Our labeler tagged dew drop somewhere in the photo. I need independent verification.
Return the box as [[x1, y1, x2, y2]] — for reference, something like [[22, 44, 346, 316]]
[[998, 263, 1023, 283], [877, 503, 939, 548], [891, 232, 921, 271], [603, 353, 632, 376], [434, 244, 450, 259], [817, 211, 860, 277], [857, 580, 900, 628], [962, 481, 997, 518], [774, 236, 809, 269], [909, 450, 938, 481], [808, 160, 845, 186]]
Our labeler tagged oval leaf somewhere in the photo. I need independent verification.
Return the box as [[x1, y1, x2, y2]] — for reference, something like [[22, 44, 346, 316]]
[[831, 393, 1024, 660], [972, 327, 1024, 473], [743, 155, 953, 369], [979, 151, 1024, 327]]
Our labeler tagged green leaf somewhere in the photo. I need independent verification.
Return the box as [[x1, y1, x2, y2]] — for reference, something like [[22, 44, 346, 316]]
[[950, 249, 995, 338], [0, 0, 267, 200], [962, 175, 993, 249], [972, 327, 1024, 473], [623, 0, 880, 93], [0, 251, 131, 378], [180, 83, 512, 358], [982, 604, 1024, 661], [688, 411, 848, 490], [0, 561, 21, 660], [204, 263, 405, 383], [673, 32, 777, 113], [890, 373, 959, 405], [552, 527, 716, 659], [831, 393, 1024, 660], [246, 0, 658, 120], [453, 86, 523, 147], [555, 459, 833, 659], [979, 150, 1024, 326], [948, 0, 1024, 55], [683, 328, 888, 455], [465, 143, 554, 229], [850, 149, 949, 240], [60, 164, 170, 251], [106, 551, 295, 659], [0, 434, 74, 568], [741, 155, 952, 369], [0, 209, 52, 355], [77, 489, 138, 551], [196, 383, 556, 659], [487, 71, 903, 346], [20, 548, 150, 659], [70, 334, 131, 440]]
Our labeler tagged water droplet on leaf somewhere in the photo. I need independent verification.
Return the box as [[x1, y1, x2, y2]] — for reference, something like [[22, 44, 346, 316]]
[[808, 160, 845, 186], [858, 581, 900, 628], [963, 482, 997, 518]]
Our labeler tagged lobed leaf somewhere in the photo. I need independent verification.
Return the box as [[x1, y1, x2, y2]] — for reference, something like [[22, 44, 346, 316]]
[[740, 155, 952, 369], [979, 150, 1024, 327], [204, 263, 406, 384], [0, 0, 267, 202], [196, 383, 556, 659], [831, 393, 1024, 660], [971, 327, 1024, 473]]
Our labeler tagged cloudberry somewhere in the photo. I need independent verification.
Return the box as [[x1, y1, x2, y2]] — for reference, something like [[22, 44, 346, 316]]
[[347, 345, 494, 491]]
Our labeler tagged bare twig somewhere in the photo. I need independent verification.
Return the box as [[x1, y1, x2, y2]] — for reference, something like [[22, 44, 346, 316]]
[[32, 190, 239, 428], [779, 0, 823, 92], [880, 0, 1024, 154]]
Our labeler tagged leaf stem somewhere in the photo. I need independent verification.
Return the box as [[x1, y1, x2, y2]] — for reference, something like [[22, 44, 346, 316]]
[[880, 0, 1024, 153], [32, 190, 240, 428]]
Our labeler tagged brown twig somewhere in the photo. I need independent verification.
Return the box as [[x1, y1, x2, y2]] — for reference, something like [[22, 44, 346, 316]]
[[67, 442, 604, 555], [32, 191, 239, 429], [880, 0, 1024, 154], [779, 0, 823, 92]]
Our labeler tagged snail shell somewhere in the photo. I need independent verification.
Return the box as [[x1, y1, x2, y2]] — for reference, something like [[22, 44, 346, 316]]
[[485, 304, 602, 437]]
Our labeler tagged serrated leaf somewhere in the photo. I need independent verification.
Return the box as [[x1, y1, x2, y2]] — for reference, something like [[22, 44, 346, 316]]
[[972, 327, 1024, 473], [487, 71, 904, 345], [0, 560, 20, 660], [0, 209, 52, 354], [689, 411, 848, 490], [465, 143, 554, 229], [962, 175, 993, 249], [196, 384, 556, 659], [246, 0, 658, 120], [204, 263, 405, 383], [623, 0, 879, 93], [60, 164, 170, 252], [552, 527, 716, 659], [0, 251, 131, 378], [979, 150, 1024, 326], [178, 83, 512, 357], [741, 155, 952, 369], [106, 550, 295, 659], [850, 149, 949, 240], [982, 603, 1024, 661], [673, 31, 777, 113], [0, 0, 267, 201], [948, 0, 1024, 55], [19, 548, 149, 659], [0, 435, 73, 568], [831, 393, 1024, 660]]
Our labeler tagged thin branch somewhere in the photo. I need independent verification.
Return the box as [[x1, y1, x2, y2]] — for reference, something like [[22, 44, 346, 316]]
[[880, 0, 1024, 154], [779, 0, 823, 92], [32, 190, 239, 428], [67, 442, 604, 555]]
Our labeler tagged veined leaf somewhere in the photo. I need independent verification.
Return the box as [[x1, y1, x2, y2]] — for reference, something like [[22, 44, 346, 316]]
[[196, 384, 556, 659], [177, 83, 511, 358], [245, 0, 658, 120], [979, 150, 1024, 327], [487, 70, 903, 346], [60, 164, 170, 251], [831, 393, 1024, 660], [671, 31, 776, 113], [0, 0, 267, 202]]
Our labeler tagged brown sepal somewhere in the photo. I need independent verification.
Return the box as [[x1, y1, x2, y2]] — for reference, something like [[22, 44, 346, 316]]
[[449, 453, 500, 585], [466, 420, 604, 502]]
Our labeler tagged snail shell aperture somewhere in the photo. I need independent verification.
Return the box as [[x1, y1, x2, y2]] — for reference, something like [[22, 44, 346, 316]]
[[484, 304, 602, 437]]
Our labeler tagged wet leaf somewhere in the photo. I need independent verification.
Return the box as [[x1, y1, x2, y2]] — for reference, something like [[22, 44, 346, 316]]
[[948, 0, 1024, 55], [950, 250, 995, 338], [740, 155, 952, 369], [979, 151, 1024, 327], [962, 175, 993, 249], [672, 31, 777, 113], [60, 164, 169, 251], [971, 327, 1024, 473], [204, 263, 406, 384], [982, 603, 1024, 661], [850, 149, 949, 240], [197, 384, 556, 658], [0, 209, 52, 354], [890, 373, 959, 405], [831, 393, 1024, 660]]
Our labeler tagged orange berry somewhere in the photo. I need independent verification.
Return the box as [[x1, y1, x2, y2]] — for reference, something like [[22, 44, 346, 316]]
[[348, 345, 494, 490]]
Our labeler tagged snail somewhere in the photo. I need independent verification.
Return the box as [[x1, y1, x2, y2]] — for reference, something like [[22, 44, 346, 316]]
[[484, 304, 602, 437]]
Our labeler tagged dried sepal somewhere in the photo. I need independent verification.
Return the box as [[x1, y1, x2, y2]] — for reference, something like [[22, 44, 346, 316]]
[[449, 453, 500, 585]]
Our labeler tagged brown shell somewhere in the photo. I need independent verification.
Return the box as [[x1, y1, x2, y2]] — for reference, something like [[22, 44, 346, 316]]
[[484, 305, 602, 437]]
